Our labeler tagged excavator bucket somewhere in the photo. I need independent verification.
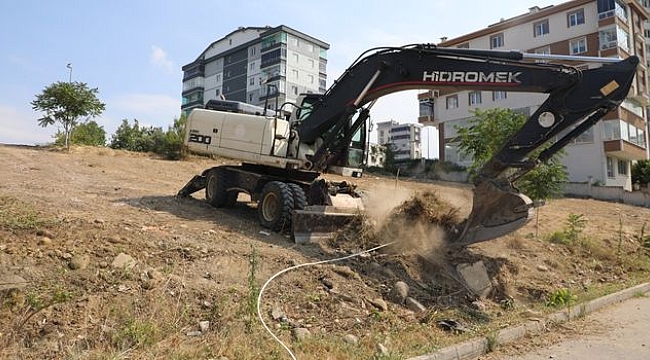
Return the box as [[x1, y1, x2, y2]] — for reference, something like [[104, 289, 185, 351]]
[[449, 180, 536, 247]]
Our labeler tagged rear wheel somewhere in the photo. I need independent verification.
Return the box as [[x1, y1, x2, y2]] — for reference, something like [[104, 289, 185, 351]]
[[258, 181, 294, 232], [205, 169, 238, 208]]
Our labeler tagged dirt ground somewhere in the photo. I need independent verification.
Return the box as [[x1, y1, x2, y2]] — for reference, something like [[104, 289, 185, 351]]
[[0, 144, 649, 359]]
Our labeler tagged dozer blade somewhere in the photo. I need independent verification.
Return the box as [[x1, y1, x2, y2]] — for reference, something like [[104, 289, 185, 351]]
[[449, 179, 535, 247], [292, 195, 364, 244]]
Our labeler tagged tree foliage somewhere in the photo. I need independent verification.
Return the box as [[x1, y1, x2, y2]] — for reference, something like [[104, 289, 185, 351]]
[[455, 108, 567, 201], [109, 115, 186, 160], [632, 159, 650, 186], [54, 120, 106, 147], [31, 81, 105, 149]]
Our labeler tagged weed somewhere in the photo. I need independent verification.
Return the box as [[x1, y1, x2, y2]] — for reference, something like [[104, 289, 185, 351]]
[[0, 196, 57, 232], [486, 331, 499, 352], [617, 216, 623, 258], [632, 291, 648, 298], [245, 244, 260, 333], [547, 213, 587, 246], [633, 222, 650, 256], [565, 213, 586, 243], [545, 288, 577, 308], [112, 319, 159, 350]]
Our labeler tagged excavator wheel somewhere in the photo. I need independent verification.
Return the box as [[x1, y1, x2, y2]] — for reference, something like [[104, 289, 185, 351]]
[[258, 181, 294, 232], [205, 169, 237, 208], [287, 183, 307, 211]]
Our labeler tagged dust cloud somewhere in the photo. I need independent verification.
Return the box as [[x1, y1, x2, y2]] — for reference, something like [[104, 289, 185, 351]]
[[362, 183, 413, 228]]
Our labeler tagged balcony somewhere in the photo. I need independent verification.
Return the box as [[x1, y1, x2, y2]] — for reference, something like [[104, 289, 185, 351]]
[[604, 139, 647, 160], [418, 91, 436, 126]]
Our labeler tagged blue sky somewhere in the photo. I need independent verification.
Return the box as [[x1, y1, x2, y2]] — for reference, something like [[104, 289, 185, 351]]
[[0, 0, 559, 157]]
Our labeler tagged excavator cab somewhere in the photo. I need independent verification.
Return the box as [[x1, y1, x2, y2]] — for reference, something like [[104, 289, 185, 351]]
[[292, 94, 366, 177]]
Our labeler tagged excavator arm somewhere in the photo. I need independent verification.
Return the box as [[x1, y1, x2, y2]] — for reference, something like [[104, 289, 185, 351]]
[[295, 44, 638, 246]]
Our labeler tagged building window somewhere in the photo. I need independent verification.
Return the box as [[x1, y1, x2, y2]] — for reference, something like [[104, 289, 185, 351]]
[[308, 74, 314, 84], [568, 9, 585, 27], [249, 77, 254, 86], [292, 69, 299, 79], [493, 91, 507, 101], [468, 91, 482, 106], [292, 86, 298, 95], [307, 44, 314, 52], [534, 20, 550, 37], [607, 157, 614, 177], [599, 27, 617, 50], [308, 59, 315, 68], [570, 37, 587, 54], [618, 159, 628, 175], [446, 95, 459, 109], [490, 33, 504, 49]]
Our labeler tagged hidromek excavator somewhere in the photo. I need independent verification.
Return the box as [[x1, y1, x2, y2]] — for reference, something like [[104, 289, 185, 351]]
[[177, 44, 638, 245]]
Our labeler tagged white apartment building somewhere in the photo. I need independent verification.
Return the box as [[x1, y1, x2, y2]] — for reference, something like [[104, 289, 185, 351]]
[[181, 25, 328, 115], [377, 120, 423, 161], [423, 0, 649, 190]]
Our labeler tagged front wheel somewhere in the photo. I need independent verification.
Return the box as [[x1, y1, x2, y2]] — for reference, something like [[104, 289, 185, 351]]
[[258, 181, 294, 232]]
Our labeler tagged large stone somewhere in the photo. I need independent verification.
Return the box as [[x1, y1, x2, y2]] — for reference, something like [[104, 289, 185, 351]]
[[292, 327, 310, 341], [0, 274, 28, 291], [456, 261, 493, 299], [391, 281, 409, 304], [405, 297, 427, 315], [69, 254, 90, 270], [343, 334, 359, 344], [111, 253, 136, 270], [369, 298, 388, 312]]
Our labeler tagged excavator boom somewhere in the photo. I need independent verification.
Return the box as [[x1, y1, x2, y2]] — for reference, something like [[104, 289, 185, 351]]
[[294, 45, 638, 245]]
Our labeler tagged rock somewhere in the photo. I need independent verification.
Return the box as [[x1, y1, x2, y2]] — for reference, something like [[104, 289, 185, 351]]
[[369, 298, 388, 312], [343, 334, 359, 344], [391, 281, 409, 304], [321, 277, 334, 289], [94, 219, 105, 225], [0, 274, 28, 291], [186, 331, 202, 337], [36, 229, 55, 238], [333, 265, 361, 280], [405, 297, 426, 315], [98, 261, 109, 268], [456, 261, 493, 299], [537, 264, 549, 272], [376, 343, 389, 355], [106, 235, 122, 244], [111, 253, 136, 270], [199, 321, 210, 333], [292, 327, 310, 341], [472, 300, 487, 312], [62, 252, 73, 260], [271, 305, 285, 321], [69, 254, 90, 270], [38, 237, 53, 246]]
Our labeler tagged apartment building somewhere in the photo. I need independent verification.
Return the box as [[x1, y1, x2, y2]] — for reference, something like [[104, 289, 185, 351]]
[[421, 0, 649, 190], [377, 120, 423, 161], [181, 25, 328, 115]]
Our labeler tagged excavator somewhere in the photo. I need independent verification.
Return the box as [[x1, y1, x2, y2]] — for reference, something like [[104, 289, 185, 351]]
[[177, 44, 639, 246]]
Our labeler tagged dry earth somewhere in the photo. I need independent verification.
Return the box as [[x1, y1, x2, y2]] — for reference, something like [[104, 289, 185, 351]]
[[0, 144, 649, 360]]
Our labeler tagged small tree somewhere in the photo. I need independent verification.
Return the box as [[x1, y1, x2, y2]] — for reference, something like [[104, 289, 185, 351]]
[[31, 81, 105, 150], [632, 159, 650, 187], [456, 108, 568, 235], [54, 120, 106, 147]]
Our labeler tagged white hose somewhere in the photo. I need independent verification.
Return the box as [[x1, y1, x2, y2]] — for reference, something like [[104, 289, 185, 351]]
[[256, 241, 396, 360]]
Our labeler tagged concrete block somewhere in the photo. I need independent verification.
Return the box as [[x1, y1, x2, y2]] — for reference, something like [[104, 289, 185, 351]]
[[456, 261, 492, 299]]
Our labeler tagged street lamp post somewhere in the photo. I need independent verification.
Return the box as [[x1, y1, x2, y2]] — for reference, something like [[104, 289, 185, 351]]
[[66, 63, 72, 82]]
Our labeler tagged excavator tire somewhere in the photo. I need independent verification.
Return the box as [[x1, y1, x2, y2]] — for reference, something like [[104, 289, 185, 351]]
[[205, 169, 237, 208], [287, 183, 307, 211], [258, 181, 294, 232]]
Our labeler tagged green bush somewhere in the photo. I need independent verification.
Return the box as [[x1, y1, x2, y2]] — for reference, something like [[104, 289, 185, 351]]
[[109, 115, 186, 160]]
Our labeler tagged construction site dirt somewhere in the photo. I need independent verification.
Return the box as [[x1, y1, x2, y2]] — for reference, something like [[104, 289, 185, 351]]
[[1, 144, 649, 359]]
